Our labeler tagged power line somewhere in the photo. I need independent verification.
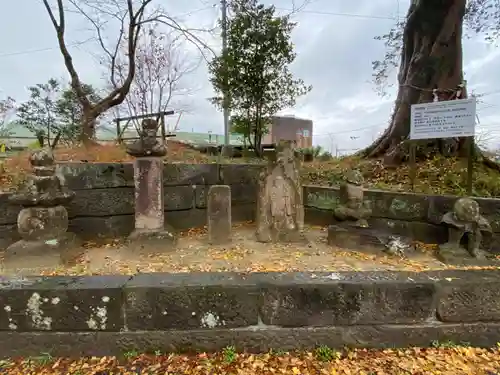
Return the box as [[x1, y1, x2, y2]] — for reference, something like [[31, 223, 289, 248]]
[[275, 7, 398, 20], [314, 123, 386, 137], [0, 6, 214, 59]]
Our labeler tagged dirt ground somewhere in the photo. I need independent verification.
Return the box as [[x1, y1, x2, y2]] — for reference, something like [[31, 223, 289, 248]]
[[1, 223, 489, 277]]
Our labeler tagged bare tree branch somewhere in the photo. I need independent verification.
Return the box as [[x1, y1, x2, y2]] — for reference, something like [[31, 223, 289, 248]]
[[41, 0, 155, 144], [112, 24, 201, 135]]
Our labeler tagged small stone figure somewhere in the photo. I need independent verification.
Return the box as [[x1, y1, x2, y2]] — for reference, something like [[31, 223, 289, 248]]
[[126, 119, 166, 157], [4, 148, 78, 266], [333, 169, 372, 228], [256, 140, 305, 243], [439, 197, 492, 262]]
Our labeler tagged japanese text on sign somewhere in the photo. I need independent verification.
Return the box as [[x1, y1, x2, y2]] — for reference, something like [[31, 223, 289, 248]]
[[410, 98, 476, 140]]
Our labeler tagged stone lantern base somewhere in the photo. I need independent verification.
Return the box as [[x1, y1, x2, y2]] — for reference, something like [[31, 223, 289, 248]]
[[127, 227, 178, 254]]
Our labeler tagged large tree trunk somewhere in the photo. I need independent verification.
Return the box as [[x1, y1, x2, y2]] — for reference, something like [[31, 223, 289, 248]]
[[80, 112, 98, 146], [363, 0, 469, 164]]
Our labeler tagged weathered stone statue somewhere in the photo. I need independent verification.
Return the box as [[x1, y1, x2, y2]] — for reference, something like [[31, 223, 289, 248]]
[[439, 197, 492, 262], [4, 148, 78, 265], [126, 119, 166, 157], [256, 140, 305, 243], [126, 119, 177, 249], [333, 169, 372, 227]]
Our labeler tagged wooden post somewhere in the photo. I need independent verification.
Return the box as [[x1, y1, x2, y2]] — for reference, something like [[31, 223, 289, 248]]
[[467, 136, 474, 195], [409, 141, 417, 192], [116, 119, 121, 144], [160, 112, 166, 145]]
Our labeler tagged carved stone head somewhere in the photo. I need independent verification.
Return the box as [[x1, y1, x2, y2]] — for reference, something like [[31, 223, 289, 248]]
[[453, 197, 480, 223], [344, 169, 364, 186], [141, 119, 158, 139]]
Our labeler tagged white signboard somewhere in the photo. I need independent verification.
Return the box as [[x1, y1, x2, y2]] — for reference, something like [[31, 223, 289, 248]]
[[410, 98, 476, 140]]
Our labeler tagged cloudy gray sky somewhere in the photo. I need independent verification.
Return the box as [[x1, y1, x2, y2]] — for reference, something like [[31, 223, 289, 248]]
[[1, 0, 500, 153]]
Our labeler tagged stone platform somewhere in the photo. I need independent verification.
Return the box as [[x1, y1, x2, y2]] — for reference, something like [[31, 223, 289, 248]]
[[0, 269, 500, 357]]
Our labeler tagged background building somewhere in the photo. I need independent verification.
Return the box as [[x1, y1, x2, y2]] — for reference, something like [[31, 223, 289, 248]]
[[262, 115, 313, 148]]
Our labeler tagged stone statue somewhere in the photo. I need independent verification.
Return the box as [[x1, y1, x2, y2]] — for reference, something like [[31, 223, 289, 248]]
[[5, 148, 78, 264], [333, 169, 372, 228], [126, 119, 166, 157], [256, 140, 305, 243], [439, 197, 492, 261]]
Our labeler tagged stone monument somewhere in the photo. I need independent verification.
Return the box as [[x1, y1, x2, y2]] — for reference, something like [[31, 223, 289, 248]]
[[438, 197, 493, 263], [333, 169, 372, 228], [256, 140, 305, 243], [4, 148, 79, 267], [126, 119, 176, 248], [327, 169, 385, 252], [207, 185, 232, 245]]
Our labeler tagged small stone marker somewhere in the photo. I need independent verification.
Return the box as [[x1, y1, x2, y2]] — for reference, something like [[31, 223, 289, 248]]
[[126, 119, 176, 248], [4, 148, 79, 269], [207, 185, 232, 245]]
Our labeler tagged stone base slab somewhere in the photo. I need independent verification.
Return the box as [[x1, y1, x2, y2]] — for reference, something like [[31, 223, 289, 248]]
[[127, 227, 178, 253], [2, 232, 81, 269], [327, 224, 386, 253], [437, 244, 500, 266], [0, 323, 499, 357]]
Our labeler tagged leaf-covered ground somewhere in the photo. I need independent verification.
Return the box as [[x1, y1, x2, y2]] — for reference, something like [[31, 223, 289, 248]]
[[1, 345, 500, 374], [2, 143, 500, 197], [2, 224, 499, 276]]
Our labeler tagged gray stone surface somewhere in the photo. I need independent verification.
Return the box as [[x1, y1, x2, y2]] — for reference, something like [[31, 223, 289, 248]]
[[327, 225, 386, 252], [57, 162, 134, 190], [220, 164, 262, 185], [0, 193, 20, 225], [68, 187, 135, 217], [207, 185, 231, 245], [0, 323, 499, 357], [259, 279, 436, 326], [163, 164, 218, 186], [437, 278, 500, 322], [366, 190, 430, 221], [0, 275, 128, 332], [3, 233, 81, 269], [69, 215, 135, 239], [124, 273, 259, 330]]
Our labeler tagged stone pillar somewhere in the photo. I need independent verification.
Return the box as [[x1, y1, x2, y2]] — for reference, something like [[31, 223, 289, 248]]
[[256, 141, 306, 243], [3, 148, 79, 269], [126, 119, 176, 247], [207, 185, 232, 245], [134, 157, 164, 231]]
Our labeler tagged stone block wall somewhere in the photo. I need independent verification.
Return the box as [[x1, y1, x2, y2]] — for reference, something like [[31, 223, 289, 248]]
[[0, 163, 263, 247], [0, 270, 500, 356], [1, 162, 500, 249], [305, 186, 500, 252]]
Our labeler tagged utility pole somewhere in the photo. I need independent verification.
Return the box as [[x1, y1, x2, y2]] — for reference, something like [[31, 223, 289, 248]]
[[221, 0, 230, 155]]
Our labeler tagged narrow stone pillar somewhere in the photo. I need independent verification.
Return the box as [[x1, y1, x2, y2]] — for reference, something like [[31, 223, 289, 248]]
[[126, 119, 176, 247], [207, 185, 232, 245], [134, 157, 164, 231]]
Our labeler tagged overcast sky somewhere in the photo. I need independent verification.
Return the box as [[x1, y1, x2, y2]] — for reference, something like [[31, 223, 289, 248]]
[[1, 0, 500, 153]]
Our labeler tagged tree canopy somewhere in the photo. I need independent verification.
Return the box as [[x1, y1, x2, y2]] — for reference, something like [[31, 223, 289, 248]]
[[373, 0, 500, 96], [208, 0, 311, 155], [17, 78, 101, 147]]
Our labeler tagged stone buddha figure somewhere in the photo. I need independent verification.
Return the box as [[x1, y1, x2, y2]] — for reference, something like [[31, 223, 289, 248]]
[[439, 197, 492, 261], [126, 119, 166, 157], [333, 169, 372, 228]]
